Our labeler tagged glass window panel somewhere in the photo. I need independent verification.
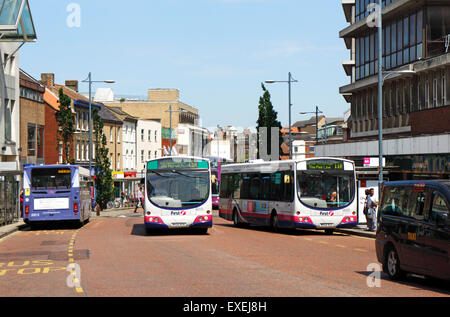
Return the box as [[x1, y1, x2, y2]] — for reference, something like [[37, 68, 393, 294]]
[[386, 25, 391, 54], [386, 55, 391, 69], [417, 10, 423, 43], [391, 22, 397, 52], [410, 13, 416, 45], [397, 51, 403, 66], [417, 43, 423, 59], [370, 33, 375, 61], [397, 20, 403, 50], [356, 38, 360, 66], [403, 48, 409, 64], [365, 36, 370, 63], [410, 45, 416, 61], [392, 53, 397, 68], [403, 16, 409, 47]]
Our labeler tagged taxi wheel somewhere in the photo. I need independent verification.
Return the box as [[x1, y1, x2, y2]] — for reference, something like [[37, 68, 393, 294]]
[[383, 246, 405, 280]]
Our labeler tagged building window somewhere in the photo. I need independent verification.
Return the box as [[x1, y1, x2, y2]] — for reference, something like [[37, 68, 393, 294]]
[[425, 75, 430, 109], [117, 128, 121, 143], [110, 127, 113, 142], [441, 69, 446, 106], [81, 143, 85, 161], [148, 130, 152, 142], [148, 150, 151, 160], [141, 150, 144, 162], [155, 130, 158, 142], [27, 125, 36, 157], [141, 129, 144, 141], [76, 143, 80, 161], [117, 154, 120, 170], [433, 73, 438, 108]]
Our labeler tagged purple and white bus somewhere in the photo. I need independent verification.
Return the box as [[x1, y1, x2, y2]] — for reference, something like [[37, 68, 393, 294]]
[[204, 157, 233, 209], [22, 165, 92, 227]]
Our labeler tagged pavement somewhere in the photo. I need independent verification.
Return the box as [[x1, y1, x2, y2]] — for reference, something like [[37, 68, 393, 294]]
[[0, 209, 376, 240]]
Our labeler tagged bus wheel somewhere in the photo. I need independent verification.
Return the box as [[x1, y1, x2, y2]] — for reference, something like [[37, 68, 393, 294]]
[[383, 245, 405, 281], [233, 209, 241, 227], [270, 212, 280, 233]]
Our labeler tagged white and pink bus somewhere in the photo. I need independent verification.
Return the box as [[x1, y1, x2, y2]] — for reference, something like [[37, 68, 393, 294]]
[[144, 156, 213, 234], [219, 158, 357, 234]]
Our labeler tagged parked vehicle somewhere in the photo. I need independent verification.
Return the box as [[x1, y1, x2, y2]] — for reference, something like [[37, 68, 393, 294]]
[[375, 180, 450, 281]]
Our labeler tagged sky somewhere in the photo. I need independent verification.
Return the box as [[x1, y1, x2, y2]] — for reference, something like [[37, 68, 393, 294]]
[[21, 0, 351, 131]]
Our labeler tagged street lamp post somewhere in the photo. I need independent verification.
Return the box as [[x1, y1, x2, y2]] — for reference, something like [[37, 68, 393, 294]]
[[165, 105, 188, 156], [300, 106, 324, 144], [265, 72, 298, 160], [81, 73, 115, 176]]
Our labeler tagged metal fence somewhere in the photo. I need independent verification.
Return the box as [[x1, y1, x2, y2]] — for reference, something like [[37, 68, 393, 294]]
[[0, 173, 20, 227]]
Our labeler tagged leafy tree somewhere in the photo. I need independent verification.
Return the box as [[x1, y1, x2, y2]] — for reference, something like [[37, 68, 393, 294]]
[[256, 84, 283, 160], [92, 107, 113, 212], [56, 88, 75, 164]]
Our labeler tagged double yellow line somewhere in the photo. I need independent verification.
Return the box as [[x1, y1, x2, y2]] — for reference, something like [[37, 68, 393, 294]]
[[68, 231, 84, 294]]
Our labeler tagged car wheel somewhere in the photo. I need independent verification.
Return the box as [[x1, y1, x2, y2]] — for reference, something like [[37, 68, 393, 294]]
[[384, 246, 405, 280]]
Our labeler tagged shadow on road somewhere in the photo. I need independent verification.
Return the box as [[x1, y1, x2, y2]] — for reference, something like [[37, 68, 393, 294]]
[[20, 221, 84, 231], [356, 270, 450, 295], [215, 223, 348, 237], [131, 224, 209, 237]]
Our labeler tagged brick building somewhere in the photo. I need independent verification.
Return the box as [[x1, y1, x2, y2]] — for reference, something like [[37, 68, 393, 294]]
[[19, 69, 46, 167]]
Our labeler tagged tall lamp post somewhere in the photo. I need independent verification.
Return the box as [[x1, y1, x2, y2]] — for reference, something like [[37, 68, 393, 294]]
[[81, 73, 115, 176], [265, 72, 298, 159], [300, 106, 324, 144]]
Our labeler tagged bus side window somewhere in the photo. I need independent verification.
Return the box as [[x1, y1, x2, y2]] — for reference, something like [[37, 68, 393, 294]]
[[232, 174, 241, 200], [241, 174, 250, 199]]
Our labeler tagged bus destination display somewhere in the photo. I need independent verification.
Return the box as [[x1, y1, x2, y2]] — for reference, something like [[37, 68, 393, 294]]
[[148, 159, 208, 170], [307, 161, 344, 171]]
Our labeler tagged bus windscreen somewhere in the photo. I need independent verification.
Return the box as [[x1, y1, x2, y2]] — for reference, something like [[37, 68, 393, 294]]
[[31, 168, 72, 190]]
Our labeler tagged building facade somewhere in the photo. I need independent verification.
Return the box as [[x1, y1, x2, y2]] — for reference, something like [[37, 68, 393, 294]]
[[319, 0, 450, 180], [136, 119, 162, 171], [19, 69, 45, 167], [104, 89, 199, 155]]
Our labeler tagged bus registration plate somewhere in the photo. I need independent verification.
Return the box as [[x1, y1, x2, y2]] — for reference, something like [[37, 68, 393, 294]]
[[171, 222, 188, 227]]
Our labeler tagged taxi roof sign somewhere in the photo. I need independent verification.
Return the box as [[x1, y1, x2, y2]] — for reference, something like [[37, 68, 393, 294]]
[[0, 0, 36, 42]]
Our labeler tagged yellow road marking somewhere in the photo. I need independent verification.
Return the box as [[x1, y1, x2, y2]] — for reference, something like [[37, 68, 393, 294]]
[[354, 248, 368, 253]]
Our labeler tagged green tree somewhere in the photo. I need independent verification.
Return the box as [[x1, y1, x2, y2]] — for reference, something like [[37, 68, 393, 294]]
[[92, 107, 113, 212], [56, 88, 75, 164], [256, 83, 283, 160]]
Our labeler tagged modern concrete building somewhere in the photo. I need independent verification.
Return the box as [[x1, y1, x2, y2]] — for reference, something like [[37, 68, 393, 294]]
[[176, 123, 208, 157], [318, 0, 450, 180], [0, 43, 21, 168]]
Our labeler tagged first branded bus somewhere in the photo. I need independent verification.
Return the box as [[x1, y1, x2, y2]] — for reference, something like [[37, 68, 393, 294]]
[[219, 158, 357, 234], [22, 165, 92, 227], [144, 156, 213, 234]]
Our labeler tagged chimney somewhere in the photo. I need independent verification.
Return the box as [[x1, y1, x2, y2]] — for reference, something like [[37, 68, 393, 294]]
[[65, 80, 79, 92], [41, 73, 55, 89]]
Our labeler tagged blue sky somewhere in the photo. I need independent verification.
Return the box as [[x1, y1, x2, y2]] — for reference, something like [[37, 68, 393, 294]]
[[21, 0, 350, 130]]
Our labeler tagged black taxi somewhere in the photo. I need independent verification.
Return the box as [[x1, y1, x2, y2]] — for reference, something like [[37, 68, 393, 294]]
[[375, 180, 450, 281]]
